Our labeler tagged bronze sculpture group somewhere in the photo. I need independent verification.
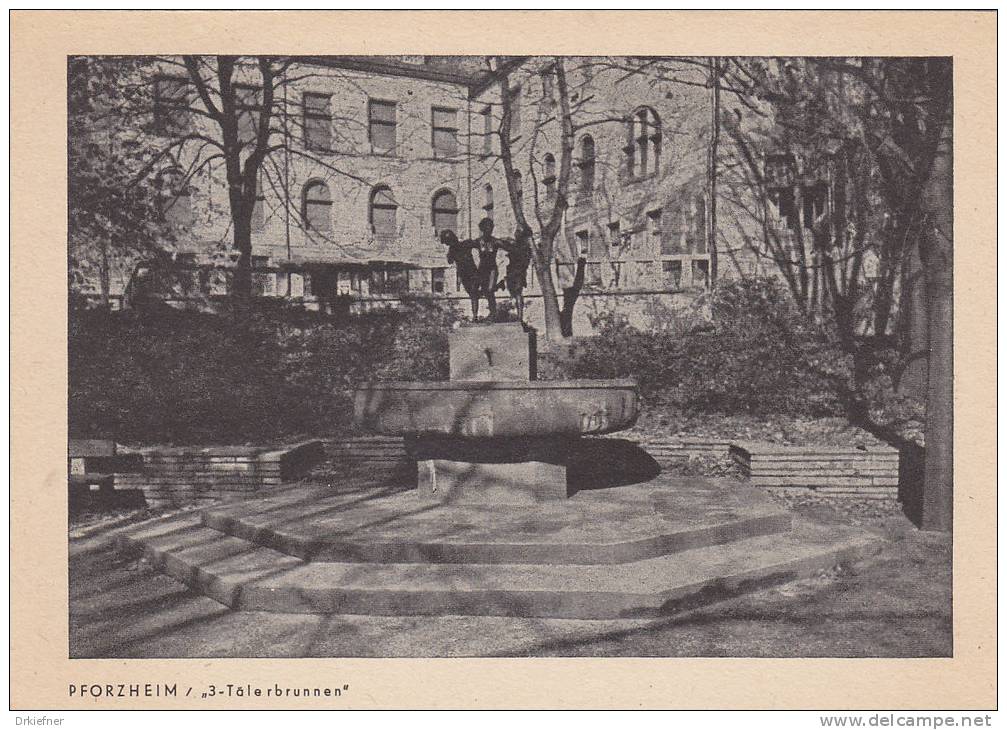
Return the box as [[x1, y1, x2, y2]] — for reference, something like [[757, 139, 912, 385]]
[[440, 218, 532, 322]]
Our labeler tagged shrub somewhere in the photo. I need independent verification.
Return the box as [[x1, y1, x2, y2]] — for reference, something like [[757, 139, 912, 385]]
[[567, 278, 847, 417], [69, 298, 458, 445]]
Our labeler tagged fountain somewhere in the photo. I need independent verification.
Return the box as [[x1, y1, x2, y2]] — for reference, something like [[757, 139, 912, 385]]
[[116, 321, 879, 624], [353, 322, 639, 504]]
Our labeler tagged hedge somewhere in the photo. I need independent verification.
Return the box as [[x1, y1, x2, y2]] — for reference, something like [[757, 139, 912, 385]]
[[69, 298, 457, 444]]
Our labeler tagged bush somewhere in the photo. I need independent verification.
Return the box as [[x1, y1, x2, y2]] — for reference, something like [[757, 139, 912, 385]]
[[567, 278, 848, 417], [69, 298, 458, 445]]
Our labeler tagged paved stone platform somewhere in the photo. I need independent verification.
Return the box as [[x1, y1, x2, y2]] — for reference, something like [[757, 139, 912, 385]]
[[116, 476, 881, 620], [199, 478, 791, 564]]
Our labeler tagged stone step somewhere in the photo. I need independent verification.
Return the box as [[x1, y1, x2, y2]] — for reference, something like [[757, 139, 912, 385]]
[[116, 516, 880, 620], [197, 481, 792, 565], [201, 504, 790, 566]]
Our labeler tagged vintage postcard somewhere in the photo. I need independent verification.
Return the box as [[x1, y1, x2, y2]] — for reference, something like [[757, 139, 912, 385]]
[[10, 10, 997, 710]]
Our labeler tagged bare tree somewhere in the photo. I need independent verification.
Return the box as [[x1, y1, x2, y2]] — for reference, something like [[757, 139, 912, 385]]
[[495, 57, 578, 340], [717, 56, 954, 530], [87, 55, 388, 307], [487, 56, 665, 340]]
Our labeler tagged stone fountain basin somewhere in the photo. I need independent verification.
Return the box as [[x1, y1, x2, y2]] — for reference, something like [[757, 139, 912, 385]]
[[353, 379, 639, 438]]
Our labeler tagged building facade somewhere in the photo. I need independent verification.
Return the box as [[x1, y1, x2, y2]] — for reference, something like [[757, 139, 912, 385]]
[[88, 55, 785, 333]]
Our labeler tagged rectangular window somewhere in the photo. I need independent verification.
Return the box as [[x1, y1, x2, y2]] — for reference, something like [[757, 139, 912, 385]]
[[802, 183, 828, 230], [252, 272, 277, 297], [575, 230, 590, 256], [387, 267, 409, 294], [647, 209, 663, 246], [234, 84, 261, 145], [369, 99, 396, 154], [153, 76, 191, 135], [407, 268, 427, 293], [662, 260, 682, 289], [607, 222, 622, 253], [370, 187, 398, 238], [481, 106, 493, 155], [692, 259, 710, 288], [303, 92, 332, 151], [769, 187, 796, 230], [432, 267, 446, 294], [661, 206, 682, 255], [432, 106, 458, 158], [369, 268, 386, 295], [586, 262, 602, 287], [336, 270, 353, 296], [289, 273, 305, 298]]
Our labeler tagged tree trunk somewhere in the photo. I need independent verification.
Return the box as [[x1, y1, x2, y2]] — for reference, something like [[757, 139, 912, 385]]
[[559, 257, 586, 338], [920, 119, 953, 533], [899, 235, 929, 398], [231, 217, 253, 302], [535, 258, 564, 341], [708, 56, 720, 283], [99, 237, 111, 309]]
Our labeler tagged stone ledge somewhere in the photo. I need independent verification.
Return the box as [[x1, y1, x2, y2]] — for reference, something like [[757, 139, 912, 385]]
[[112, 440, 324, 506], [731, 441, 900, 497]]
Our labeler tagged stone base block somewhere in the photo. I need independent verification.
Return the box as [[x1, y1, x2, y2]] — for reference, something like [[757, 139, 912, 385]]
[[416, 458, 568, 505], [407, 436, 575, 505]]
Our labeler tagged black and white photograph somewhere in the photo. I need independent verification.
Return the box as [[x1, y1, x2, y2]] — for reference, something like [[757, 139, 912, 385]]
[[64, 49, 957, 660], [10, 8, 996, 712]]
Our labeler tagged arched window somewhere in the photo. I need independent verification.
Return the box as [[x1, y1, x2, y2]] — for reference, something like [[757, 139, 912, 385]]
[[302, 180, 331, 232], [432, 189, 458, 235], [543, 153, 557, 201], [627, 106, 661, 177], [157, 167, 192, 230], [369, 185, 398, 238], [579, 136, 595, 194], [483, 184, 494, 218]]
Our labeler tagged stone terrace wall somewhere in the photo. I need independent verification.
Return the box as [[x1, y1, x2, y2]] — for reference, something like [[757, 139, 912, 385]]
[[730, 442, 900, 499], [115, 440, 324, 506], [324, 436, 903, 500]]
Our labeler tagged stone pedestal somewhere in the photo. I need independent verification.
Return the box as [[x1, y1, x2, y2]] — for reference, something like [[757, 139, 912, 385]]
[[449, 322, 537, 381], [410, 435, 574, 505], [416, 460, 568, 505]]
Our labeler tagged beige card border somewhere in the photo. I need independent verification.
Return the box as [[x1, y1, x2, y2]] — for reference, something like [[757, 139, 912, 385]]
[[10, 10, 997, 710]]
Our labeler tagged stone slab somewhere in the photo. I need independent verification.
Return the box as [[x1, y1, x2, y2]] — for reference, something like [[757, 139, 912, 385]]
[[117, 515, 880, 620], [199, 478, 791, 565], [449, 322, 535, 381]]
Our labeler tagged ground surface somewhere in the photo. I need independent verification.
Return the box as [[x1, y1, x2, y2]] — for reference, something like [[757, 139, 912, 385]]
[[69, 484, 950, 658], [624, 411, 891, 448]]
